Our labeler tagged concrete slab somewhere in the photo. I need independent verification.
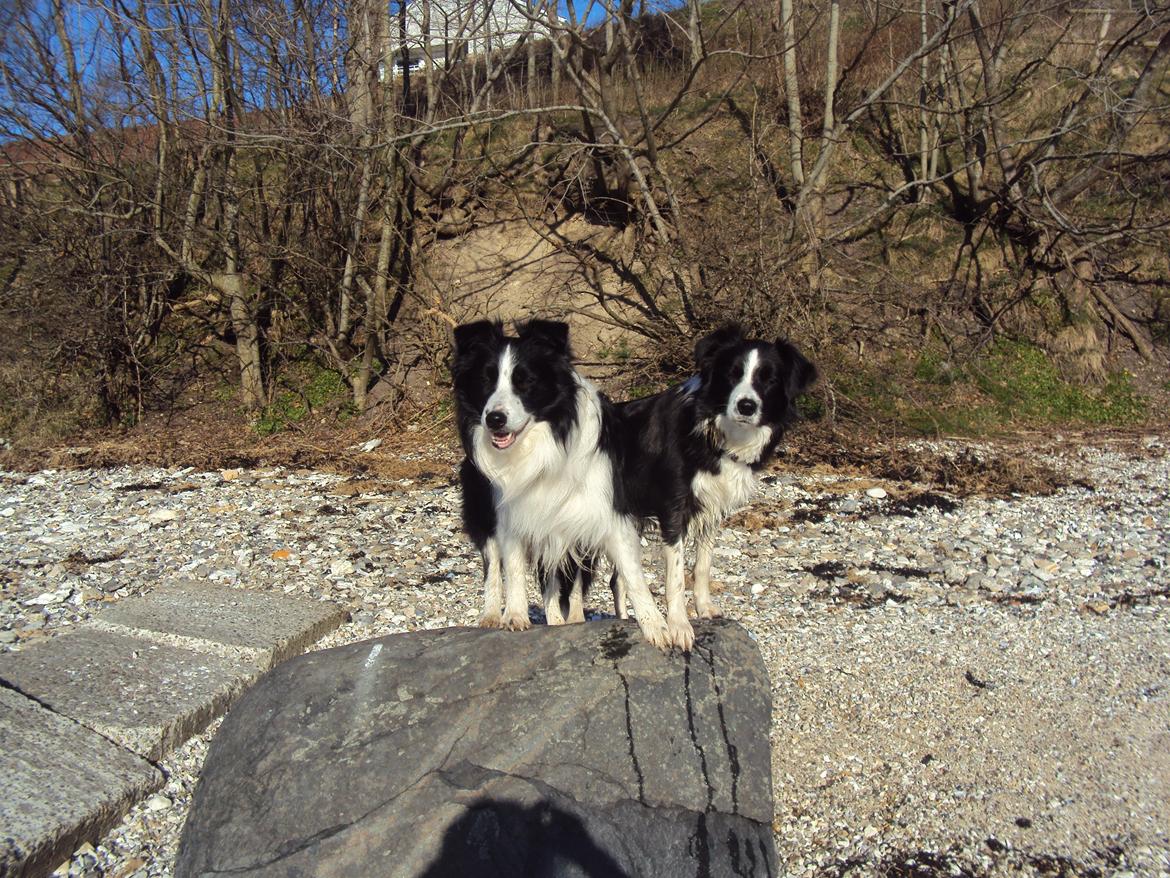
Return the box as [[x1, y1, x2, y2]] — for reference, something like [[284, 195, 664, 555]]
[[0, 627, 258, 760], [96, 580, 347, 668], [0, 686, 163, 878]]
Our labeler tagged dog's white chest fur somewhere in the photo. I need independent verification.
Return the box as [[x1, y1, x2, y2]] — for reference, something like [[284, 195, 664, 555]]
[[690, 457, 757, 538], [688, 420, 771, 540]]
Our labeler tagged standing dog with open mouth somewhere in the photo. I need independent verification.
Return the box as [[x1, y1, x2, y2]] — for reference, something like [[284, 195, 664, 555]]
[[452, 318, 685, 650]]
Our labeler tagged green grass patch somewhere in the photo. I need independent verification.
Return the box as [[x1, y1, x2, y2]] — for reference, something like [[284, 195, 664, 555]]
[[255, 365, 353, 436], [796, 393, 824, 420], [912, 346, 956, 386], [831, 339, 1148, 436], [971, 340, 1146, 426], [598, 337, 634, 363]]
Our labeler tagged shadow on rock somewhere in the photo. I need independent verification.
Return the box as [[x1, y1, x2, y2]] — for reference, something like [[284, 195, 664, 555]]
[[419, 798, 629, 878]]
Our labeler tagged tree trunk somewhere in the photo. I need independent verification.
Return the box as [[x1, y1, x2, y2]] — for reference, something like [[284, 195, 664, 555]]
[[687, 0, 703, 73], [918, 0, 929, 189], [222, 273, 266, 411], [778, 0, 804, 189]]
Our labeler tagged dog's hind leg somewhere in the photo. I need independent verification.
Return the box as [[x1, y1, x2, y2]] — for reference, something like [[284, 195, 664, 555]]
[[609, 569, 628, 620], [692, 534, 723, 619], [566, 560, 591, 623], [663, 540, 696, 650], [477, 538, 505, 628], [542, 563, 566, 625]]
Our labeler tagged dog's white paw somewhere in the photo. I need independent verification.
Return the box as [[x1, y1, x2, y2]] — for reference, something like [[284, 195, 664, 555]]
[[566, 607, 586, 624], [502, 611, 532, 631], [637, 616, 672, 651], [695, 601, 722, 620], [668, 617, 695, 652], [478, 611, 504, 629]]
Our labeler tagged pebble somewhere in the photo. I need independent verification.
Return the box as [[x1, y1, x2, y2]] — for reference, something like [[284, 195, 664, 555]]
[[25, 591, 66, 606], [330, 559, 355, 577], [145, 794, 172, 812], [865, 487, 888, 499]]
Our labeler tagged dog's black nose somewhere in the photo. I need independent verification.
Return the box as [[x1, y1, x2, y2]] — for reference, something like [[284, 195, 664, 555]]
[[485, 410, 507, 430], [736, 398, 758, 416]]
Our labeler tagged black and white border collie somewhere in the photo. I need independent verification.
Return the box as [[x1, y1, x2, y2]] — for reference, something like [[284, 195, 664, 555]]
[[583, 325, 816, 628], [452, 319, 684, 650]]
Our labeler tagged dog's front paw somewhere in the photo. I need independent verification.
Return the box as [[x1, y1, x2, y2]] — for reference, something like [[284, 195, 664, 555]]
[[478, 611, 504, 629], [668, 616, 695, 652], [636, 615, 672, 651], [502, 611, 532, 631], [695, 600, 722, 620]]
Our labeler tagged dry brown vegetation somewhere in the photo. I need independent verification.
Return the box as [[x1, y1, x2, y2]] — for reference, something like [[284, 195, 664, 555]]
[[1, 0, 1168, 449]]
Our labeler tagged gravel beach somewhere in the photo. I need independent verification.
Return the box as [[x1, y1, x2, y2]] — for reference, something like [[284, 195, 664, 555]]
[[2, 437, 1167, 877]]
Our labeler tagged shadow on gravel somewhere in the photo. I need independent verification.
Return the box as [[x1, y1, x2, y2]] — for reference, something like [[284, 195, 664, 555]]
[[737, 490, 960, 529], [784, 491, 959, 526], [805, 561, 931, 582], [887, 492, 958, 516]]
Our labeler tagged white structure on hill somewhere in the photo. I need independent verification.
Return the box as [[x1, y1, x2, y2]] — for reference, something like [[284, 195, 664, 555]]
[[390, 0, 550, 74]]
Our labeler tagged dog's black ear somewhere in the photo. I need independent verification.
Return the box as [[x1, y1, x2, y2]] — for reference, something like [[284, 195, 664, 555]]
[[453, 320, 504, 357], [517, 319, 570, 356], [694, 325, 744, 371], [775, 338, 817, 398]]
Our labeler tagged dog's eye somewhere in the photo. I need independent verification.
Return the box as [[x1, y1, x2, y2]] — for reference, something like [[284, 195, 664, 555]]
[[756, 365, 774, 385], [730, 365, 743, 382], [483, 364, 499, 386], [512, 365, 533, 388]]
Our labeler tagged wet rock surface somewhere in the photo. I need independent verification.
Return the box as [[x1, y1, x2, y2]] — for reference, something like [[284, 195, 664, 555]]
[[175, 620, 775, 878], [2, 436, 1169, 876]]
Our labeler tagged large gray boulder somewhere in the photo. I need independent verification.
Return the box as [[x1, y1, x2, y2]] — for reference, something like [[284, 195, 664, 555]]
[[176, 619, 777, 877]]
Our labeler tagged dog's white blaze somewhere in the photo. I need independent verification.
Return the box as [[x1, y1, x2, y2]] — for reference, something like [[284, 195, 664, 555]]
[[728, 348, 762, 422], [483, 344, 528, 433]]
